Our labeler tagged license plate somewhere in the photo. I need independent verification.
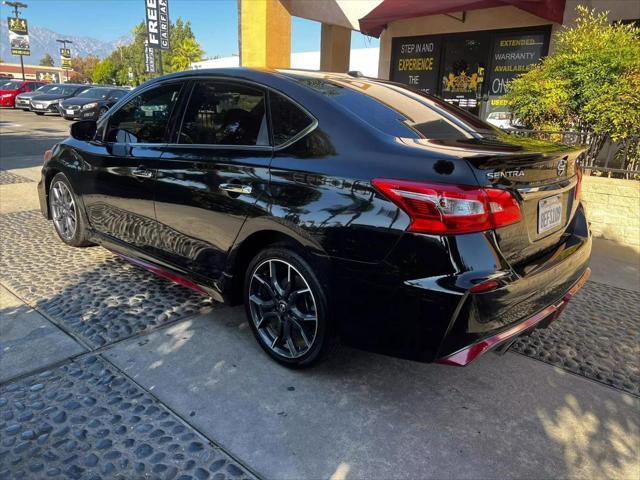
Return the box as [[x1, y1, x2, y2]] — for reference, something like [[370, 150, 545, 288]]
[[538, 195, 563, 234], [66, 109, 74, 115], [33, 104, 42, 109]]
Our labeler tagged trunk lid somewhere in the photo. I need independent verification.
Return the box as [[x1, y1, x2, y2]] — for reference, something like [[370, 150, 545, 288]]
[[426, 135, 586, 267]]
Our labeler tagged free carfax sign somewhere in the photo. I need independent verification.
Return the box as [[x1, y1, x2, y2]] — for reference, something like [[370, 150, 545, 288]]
[[145, 0, 170, 50]]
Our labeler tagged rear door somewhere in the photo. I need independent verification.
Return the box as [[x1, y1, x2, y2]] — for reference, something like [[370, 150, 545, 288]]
[[153, 79, 272, 283], [80, 81, 185, 252]]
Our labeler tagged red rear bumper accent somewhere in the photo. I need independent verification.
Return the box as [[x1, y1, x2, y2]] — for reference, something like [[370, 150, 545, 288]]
[[437, 267, 591, 367]]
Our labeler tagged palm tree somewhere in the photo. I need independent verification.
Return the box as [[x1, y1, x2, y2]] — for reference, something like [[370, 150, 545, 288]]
[[170, 37, 204, 72]]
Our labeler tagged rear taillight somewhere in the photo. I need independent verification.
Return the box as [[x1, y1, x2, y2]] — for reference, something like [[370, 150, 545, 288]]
[[574, 164, 583, 200], [372, 179, 521, 234]]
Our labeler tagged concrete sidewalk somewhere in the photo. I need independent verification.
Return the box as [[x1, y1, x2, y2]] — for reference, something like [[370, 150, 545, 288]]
[[105, 307, 640, 480]]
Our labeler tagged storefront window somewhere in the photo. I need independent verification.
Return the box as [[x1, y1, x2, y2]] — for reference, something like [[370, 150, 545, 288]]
[[440, 35, 489, 116], [390, 27, 550, 121], [485, 31, 548, 120]]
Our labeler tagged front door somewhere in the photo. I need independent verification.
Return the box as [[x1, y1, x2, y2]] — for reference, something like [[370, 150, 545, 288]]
[[81, 81, 185, 252], [153, 79, 272, 285]]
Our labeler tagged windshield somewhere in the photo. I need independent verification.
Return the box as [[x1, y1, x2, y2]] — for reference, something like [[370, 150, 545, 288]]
[[285, 71, 504, 140], [46, 85, 81, 96], [290, 73, 469, 139], [0, 80, 22, 90], [110, 90, 126, 100], [76, 87, 111, 99], [35, 84, 56, 93]]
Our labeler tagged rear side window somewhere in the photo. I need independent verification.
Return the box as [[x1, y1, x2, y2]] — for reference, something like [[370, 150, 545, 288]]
[[269, 92, 314, 146], [179, 81, 268, 146], [108, 83, 182, 144]]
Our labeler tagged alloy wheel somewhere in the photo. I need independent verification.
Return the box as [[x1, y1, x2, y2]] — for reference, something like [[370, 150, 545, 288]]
[[50, 180, 77, 241], [248, 259, 318, 359]]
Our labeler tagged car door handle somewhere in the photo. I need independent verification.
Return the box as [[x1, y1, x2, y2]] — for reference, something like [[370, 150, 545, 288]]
[[132, 168, 153, 179], [219, 183, 252, 194]]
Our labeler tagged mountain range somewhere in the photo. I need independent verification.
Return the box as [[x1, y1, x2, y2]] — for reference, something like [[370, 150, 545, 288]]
[[0, 20, 131, 65]]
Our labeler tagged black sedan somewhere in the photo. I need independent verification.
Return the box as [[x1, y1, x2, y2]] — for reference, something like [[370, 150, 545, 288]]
[[59, 86, 128, 121], [29, 84, 86, 115], [37, 68, 591, 368]]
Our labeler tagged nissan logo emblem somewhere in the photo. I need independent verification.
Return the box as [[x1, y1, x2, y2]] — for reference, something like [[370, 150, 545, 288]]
[[557, 158, 567, 176]]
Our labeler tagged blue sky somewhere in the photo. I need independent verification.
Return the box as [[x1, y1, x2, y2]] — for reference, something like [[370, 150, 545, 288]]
[[18, 0, 378, 58]]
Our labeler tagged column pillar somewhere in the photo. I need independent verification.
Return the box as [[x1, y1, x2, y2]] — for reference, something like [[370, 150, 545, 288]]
[[320, 24, 351, 72], [239, 0, 291, 68]]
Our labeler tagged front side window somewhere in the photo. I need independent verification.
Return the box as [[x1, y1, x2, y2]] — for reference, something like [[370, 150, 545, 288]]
[[108, 83, 182, 144], [179, 81, 268, 146], [269, 92, 314, 146]]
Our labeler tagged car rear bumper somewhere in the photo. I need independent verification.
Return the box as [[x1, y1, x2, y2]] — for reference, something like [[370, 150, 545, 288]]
[[333, 203, 592, 365], [436, 266, 590, 366]]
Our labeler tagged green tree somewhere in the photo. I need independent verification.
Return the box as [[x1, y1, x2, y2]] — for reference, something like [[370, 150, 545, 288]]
[[95, 18, 204, 86], [39, 53, 55, 67], [170, 37, 204, 71], [70, 55, 100, 83], [506, 6, 640, 141], [92, 58, 115, 84]]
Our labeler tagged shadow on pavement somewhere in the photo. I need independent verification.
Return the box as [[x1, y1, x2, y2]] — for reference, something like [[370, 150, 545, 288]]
[[104, 306, 640, 480]]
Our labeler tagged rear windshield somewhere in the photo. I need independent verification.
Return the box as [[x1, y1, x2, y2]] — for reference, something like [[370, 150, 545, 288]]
[[290, 74, 498, 140]]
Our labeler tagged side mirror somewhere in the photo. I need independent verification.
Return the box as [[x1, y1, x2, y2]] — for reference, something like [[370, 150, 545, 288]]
[[70, 120, 97, 141]]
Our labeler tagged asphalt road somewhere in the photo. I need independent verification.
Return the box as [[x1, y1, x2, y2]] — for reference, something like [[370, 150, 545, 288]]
[[0, 107, 69, 168], [0, 107, 638, 480]]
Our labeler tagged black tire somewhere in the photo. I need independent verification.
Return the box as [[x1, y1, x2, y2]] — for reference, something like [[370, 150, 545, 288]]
[[35, 112, 44, 116], [49, 173, 92, 247], [244, 247, 333, 368]]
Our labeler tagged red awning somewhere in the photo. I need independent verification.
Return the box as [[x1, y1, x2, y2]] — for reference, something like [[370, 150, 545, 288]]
[[359, 0, 566, 37]]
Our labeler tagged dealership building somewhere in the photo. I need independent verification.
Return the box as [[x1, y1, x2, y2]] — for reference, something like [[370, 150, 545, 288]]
[[238, 0, 639, 120], [0, 62, 71, 83]]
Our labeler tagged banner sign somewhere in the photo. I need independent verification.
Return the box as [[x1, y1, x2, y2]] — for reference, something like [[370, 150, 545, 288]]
[[36, 71, 60, 83], [144, 41, 156, 73], [7, 17, 30, 56], [145, 0, 170, 50], [60, 47, 72, 70], [390, 35, 441, 94]]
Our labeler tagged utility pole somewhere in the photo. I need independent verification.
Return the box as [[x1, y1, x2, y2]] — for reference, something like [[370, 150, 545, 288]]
[[56, 39, 73, 82], [3, 1, 28, 80]]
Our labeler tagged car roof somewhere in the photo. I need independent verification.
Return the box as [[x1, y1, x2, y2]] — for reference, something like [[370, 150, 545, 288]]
[[148, 67, 359, 82]]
